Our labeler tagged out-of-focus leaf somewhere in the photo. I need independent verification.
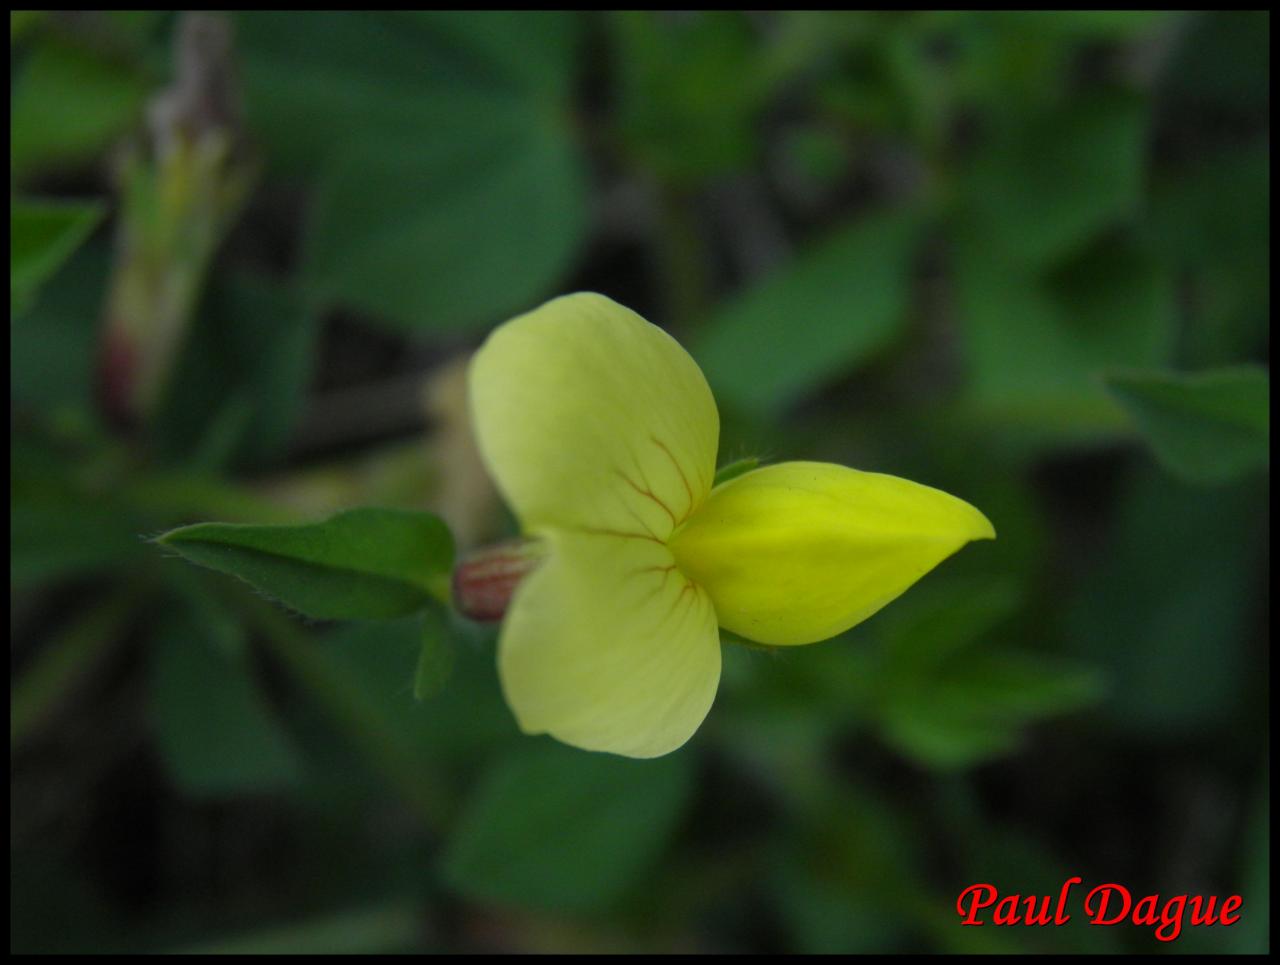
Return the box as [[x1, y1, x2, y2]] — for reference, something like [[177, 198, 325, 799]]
[[1105, 367, 1269, 484], [160, 562, 247, 659], [10, 199, 104, 316], [881, 700, 1022, 770], [612, 11, 764, 183], [237, 11, 586, 332], [881, 651, 1103, 769], [954, 234, 1174, 443], [236, 12, 576, 170], [773, 782, 934, 953], [318, 616, 514, 764], [713, 631, 880, 757], [878, 576, 1021, 675], [305, 124, 585, 332], [10, 10, 45, 43], [152, 271, 318, 468], [1147, 144, 1269, 366], [11, 588, 139, 747], [441, 742, 693, 911], [696, 210, 919, 414], [157, 508, 454, 620], [10, 501, 147, 589], [412, 609, 454, 701], [779, 124, 850, 190], [938, 652, 1105, 719], [396, 10, 578, 98], [10, 239, 110, 414], [11, 436, 149, 588], [957, 94, 1147, 270], [870, 576, 1103, 769], [248, 610, 514, 825], [10, 38, 147, 181], [150, 605, 302, 795], [1064, 468, 1265, 736]]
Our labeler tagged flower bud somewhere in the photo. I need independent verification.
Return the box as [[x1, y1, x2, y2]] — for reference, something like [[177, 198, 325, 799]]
[[451, 538, 547, 622]]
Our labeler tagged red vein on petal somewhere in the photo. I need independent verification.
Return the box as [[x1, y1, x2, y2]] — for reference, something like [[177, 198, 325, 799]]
[[613, 468, 678, 527], [650, 435, 695, 522]]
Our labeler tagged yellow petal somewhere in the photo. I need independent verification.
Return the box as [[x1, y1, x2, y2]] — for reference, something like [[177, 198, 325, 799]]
[[470, 293, 718, 540], [499, 528, 721, 758], [669, 461, 995, 646]]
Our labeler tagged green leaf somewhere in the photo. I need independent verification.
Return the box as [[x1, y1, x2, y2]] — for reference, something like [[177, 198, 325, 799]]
[[157, 508, 455, 620], [1105, 367, 1269, 485], [441, 743, 694, 911], [11, 199, 104, 316], [305, 124, 586, 332], [150, 605, 302, 796], [881, 698, 1022, 770], [237, 11, 586, 332], [236, 12, 576, 170], [696, 210, 919, 414], [313, 617, 514, 769], [870, 575, 1103, 770], [10, 238, 111, 414], [10, 10, 46, 43], [612, 11, 765, 183], [152, 271, 319, 469], [881, 652, 1103, 770], [929, 652, 1106, 721], [1146, 144, 1268, 367], [10, 38, 147, 182], [245, 611, 513, 824], [412, 609, 455, 701], [878, 576, 1022, 675], [1063, 468, 1266, 736], [954, 234, 1174, 444], [957, 93, 1148, 270]]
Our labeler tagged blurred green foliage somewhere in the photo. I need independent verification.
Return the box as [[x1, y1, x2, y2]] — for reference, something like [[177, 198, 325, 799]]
[[10, 10, 1269, 954]]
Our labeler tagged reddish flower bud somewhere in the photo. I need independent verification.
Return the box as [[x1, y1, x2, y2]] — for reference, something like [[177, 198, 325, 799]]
[[451, 539, 547, 622]]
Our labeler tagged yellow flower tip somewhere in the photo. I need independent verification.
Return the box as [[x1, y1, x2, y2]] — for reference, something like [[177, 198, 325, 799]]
[[668, 462, 996, 647]]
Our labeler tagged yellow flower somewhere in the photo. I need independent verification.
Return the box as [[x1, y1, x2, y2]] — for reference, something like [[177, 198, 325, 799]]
[[469, 293, 994, 758]]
